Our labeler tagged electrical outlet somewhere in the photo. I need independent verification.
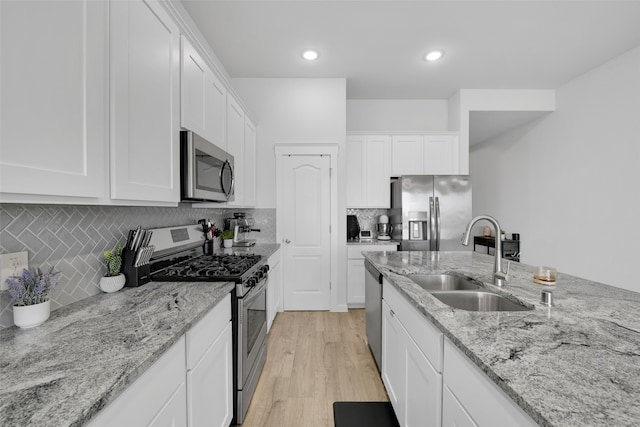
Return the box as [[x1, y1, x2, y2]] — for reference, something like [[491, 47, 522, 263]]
[[1, 251, 29, 291]]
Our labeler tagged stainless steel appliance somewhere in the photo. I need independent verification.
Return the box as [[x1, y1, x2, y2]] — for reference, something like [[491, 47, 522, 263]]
[[224, 213, 259, 247], [146, 224, 267, 425], [390, 175, 472, 251], [365, 259, 383, 371], [181, 130, 235, 203]]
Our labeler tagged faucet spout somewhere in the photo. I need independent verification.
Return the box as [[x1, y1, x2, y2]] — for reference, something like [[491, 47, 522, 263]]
[[461, 215, 508, 286]]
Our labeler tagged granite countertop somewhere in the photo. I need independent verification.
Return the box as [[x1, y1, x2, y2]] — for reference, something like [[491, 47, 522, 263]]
[[0, 279, 234, 426], [362, 250, 640, 427], [213, 242, 280, 258], [347, 239, 400, 246]]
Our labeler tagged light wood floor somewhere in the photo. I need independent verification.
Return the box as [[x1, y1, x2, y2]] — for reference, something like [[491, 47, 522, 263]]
[[240, 309, 388, 427]]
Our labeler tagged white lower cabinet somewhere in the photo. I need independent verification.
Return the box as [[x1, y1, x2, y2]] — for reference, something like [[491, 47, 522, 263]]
[[186, 293, 233, 427], [267, 249, 282, 331], [88, 336, 187, 427], [382, 283, 442, 427], [348, 245, 396, 307], [443, 338, 538, 427]]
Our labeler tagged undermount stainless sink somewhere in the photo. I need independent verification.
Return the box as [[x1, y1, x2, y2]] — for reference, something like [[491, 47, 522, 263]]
[[408, 273, 484, 292], [431, 290, 532, 312]]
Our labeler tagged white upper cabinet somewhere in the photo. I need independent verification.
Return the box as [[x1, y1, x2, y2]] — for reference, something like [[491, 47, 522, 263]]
[[0, 0, 107, 200], [392, 134, 459, 176], [346, 135, 391, 208], [243, 118, 257, 207], [226, 94, 245, 206], [110, 0, 181, 203], [180, 36, 226, 149]]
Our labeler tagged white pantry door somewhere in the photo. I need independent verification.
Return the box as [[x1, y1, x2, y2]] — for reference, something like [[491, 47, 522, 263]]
[[281, 155, 332, 310]]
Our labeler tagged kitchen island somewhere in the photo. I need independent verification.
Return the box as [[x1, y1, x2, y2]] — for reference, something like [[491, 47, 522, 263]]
[[363, 250, 640, 427]]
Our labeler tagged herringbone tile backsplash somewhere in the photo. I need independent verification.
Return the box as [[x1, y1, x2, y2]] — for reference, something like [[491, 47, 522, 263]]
[[0, 204, 276, 328]]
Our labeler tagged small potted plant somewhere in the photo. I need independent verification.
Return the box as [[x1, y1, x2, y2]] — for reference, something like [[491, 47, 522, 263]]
[[500, 229, 506, 240], [100, 242, 125, 293], [6, 266, 60, 328], [221, 229, 234, 248]]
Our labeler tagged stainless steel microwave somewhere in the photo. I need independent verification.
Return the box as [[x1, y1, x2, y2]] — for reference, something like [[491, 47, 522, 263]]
[[180, 130, 234, 202]]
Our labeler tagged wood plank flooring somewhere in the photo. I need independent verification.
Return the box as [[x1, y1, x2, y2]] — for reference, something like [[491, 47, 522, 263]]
[[240, 309, 388, 427]]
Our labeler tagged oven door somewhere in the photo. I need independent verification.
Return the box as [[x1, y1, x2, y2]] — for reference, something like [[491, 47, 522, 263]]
[[181, 130, 234, 202], [238, 276, 267, 386]]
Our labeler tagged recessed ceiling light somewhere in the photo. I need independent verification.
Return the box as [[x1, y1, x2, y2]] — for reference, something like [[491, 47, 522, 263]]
[[302, 50, 319, 61], [425, 50, 444, 61]]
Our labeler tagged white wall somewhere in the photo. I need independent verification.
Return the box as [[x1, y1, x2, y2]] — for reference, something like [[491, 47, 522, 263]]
[[470, 46, 640, 292], [231, 78, 349, 309], [347, 99, 448, 131]]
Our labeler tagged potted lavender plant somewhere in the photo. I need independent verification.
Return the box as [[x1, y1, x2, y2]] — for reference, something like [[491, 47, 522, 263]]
[[99, 242, 125, 293], [6, 266, 60, 328]]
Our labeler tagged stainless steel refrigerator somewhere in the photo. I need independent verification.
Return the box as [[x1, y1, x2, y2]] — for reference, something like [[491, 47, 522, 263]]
[[390, 175, 472, 251]]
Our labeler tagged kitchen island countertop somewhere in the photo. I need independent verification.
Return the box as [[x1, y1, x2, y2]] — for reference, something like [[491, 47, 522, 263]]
[[362, 250, 640, 427]]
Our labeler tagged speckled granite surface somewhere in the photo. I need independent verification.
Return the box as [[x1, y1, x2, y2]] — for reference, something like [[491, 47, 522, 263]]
[[362, 250, 640, 427]]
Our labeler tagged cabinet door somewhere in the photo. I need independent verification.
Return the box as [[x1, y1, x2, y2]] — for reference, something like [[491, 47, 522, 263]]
[[181, 36, 227, 149], [244, 118, 257, 207], [226, 95, 245, 206], [149, 382, 188, 427], [187, 323, 233, 427], [405, 332, 442, 427], [346, 135, 366, 207], [347, 259, 366, 306], [423, 135, 459, 175], [382, 301, 406, 425], [181, 37, 206, 138], [0, 0, 106, 199], [442, 385, 477, 427], [110, 0, 180, 203], [391, 135, 423, 176], [365, 135, 391, 207], [268, 253, 282, 332]]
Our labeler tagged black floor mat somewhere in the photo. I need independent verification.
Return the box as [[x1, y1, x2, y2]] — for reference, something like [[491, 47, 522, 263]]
[[333, 401, 400, 427]]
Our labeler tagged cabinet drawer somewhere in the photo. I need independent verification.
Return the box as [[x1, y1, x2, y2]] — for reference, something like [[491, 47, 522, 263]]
[[186, 293, 231, 369], [383, 280, 443, 372]]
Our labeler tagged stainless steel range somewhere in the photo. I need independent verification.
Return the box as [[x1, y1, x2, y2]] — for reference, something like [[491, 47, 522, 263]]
[[147, 223, 268, 425]]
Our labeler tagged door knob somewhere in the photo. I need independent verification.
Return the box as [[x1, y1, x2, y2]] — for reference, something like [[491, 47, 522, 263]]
[[285, 239, 291, 244]]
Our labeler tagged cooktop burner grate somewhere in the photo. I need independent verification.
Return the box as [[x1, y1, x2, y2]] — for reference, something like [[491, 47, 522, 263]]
[[151, 254, 262, 281]]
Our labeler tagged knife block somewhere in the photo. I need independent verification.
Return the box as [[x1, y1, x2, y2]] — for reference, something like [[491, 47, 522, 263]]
[[122, 248, 151, 287]]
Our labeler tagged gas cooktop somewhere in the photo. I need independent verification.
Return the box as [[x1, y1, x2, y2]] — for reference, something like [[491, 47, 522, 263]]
[[151, 254, 262, 282]]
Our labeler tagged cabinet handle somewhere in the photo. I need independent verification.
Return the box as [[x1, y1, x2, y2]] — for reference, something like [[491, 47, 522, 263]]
[[390, 309, 396, 318], [285, 239, 291, 244]]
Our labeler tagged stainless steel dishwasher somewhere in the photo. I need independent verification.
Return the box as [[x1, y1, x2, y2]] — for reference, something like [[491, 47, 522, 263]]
[[365, 259, 383, 371]]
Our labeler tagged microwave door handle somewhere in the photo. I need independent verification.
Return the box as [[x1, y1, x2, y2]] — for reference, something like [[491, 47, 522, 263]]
[[221, 160, 234, 199]]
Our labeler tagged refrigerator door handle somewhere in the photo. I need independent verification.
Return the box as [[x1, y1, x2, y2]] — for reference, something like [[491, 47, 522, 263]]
[[435, 196, 441, 251], [429, 196, 436, 250]]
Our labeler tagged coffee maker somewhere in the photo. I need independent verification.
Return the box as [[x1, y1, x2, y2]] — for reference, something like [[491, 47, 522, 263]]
[[224, 213, 259, 247], [376, 215, 393, 240]]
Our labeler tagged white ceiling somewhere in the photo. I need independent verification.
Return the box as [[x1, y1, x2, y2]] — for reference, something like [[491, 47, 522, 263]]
[[181, 0, 640, 100]]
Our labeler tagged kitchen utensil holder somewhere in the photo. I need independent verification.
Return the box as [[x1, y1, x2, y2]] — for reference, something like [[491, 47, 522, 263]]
[[122, 247, 151, 287]]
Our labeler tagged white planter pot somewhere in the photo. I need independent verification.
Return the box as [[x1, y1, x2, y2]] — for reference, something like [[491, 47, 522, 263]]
[[99, 273, 126, 293], [13, 300, 51, 328], [223, 239, 233, 248]]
